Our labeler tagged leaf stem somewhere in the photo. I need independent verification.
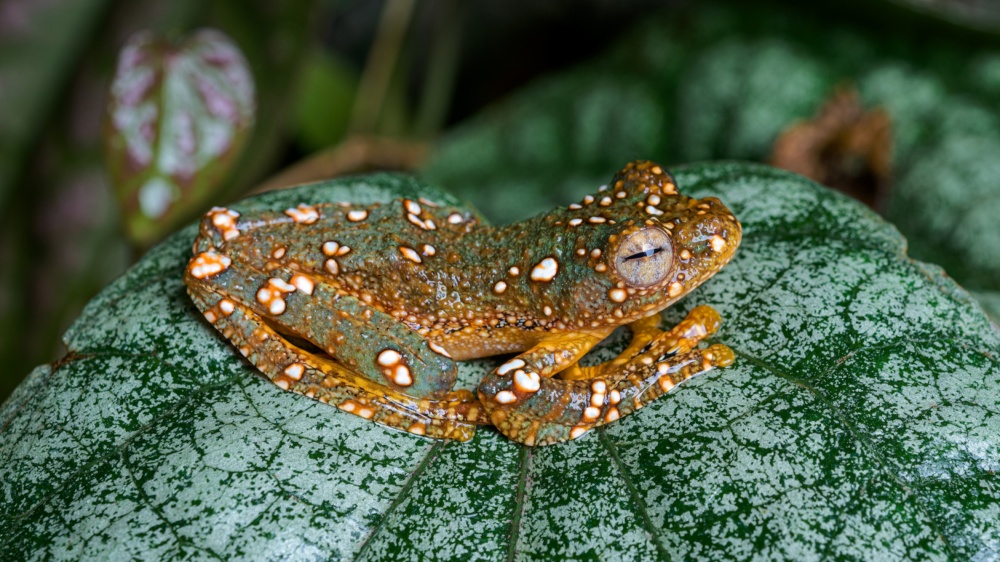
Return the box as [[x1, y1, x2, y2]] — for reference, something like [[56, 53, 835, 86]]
[[349, 0, 417, 135], [414, 0, 464, 137]]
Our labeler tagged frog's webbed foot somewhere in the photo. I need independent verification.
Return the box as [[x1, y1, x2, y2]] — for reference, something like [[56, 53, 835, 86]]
[[478, 305, 733, 446], [188, 287, 485, 441]]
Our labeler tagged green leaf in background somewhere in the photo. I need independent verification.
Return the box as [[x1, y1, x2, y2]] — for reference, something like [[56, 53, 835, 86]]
[[104, 29, 255, 247], [293, 49, 358, 153], [423, 0, 1000, 322], [2, 164, 998, 560], [888, 0, 1000, 33]]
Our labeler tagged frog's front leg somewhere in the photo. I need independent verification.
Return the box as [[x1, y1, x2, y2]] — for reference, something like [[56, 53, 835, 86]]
[[559, 305, 723, 381], [478, 306, 733, 445], [186, 252, 483, 439], [557, 315, 663, 381]]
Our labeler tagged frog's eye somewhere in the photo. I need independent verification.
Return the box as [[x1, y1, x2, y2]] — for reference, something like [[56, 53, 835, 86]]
[[613, 228, 673, 287]]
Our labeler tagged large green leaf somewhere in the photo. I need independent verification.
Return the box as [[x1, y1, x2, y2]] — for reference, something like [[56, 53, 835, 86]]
[[2, 164, 998, 560]]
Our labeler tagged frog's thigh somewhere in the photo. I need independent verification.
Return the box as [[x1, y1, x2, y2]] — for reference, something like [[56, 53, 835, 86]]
[[560, 305, 723, 381], [187, 284, 480, 441], [189, 256, 458, 399], [478, 306, 732, 445]]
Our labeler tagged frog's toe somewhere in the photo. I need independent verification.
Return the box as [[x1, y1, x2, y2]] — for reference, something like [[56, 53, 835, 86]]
[[704, 343, 735, 367]]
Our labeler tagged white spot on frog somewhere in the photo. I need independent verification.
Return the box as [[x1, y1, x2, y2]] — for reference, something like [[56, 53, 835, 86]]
[[494, 390, 517, 404], [497, 358, 525, 375], [428, 342, 451, 358], [668, 282, 683, 297], [530, 257, 559, 282], [711, 235, 726, 253], [285, 203, 320, 224], [513, 370, 540, 393], [290, 274, 314, 295], [399, 246, 422, 263], [322, 241, 340, 256], [392, 365, 412, 386], [188, 251, 232, 279], [256, 277, 295, 315], [378, 349, 402, 366], [208, 207, 241, 240], [284, 363, 305, 380]]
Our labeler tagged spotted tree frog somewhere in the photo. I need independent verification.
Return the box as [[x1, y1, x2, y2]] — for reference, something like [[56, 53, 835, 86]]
[[185, 161, 741, 445]]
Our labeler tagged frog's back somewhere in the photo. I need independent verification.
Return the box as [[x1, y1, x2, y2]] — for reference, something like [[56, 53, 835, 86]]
[[192, 198, 489, 308]]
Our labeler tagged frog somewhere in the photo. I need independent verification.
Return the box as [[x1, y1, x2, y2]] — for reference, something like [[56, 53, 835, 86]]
[[184, 161, 741, 446]]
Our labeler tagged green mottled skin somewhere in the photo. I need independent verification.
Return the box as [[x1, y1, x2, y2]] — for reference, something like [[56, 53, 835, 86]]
[[184, 161, 741, 444]]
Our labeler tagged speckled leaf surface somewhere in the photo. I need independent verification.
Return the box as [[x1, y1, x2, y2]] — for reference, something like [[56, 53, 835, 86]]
[[2, 165, 999, 561], [423, 1, 1000, 320], [104, 28, 255, 247]]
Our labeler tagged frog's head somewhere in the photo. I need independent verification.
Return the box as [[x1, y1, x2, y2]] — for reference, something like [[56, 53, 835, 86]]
[[555, 161, 741, 326]]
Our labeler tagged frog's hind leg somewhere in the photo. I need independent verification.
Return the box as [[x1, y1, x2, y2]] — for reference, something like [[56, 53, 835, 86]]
[[188, 255, 461, 400], [189, 288, 482, 441], [478, 305, 733, 445]]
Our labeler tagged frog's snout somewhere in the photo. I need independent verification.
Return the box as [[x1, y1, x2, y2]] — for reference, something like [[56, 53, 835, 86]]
[[679, 197, 742, 267]]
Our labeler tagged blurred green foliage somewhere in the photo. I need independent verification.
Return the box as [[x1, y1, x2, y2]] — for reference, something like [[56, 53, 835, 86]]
[[293, 50, 357, 153], [0, 0, 315, 401]]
